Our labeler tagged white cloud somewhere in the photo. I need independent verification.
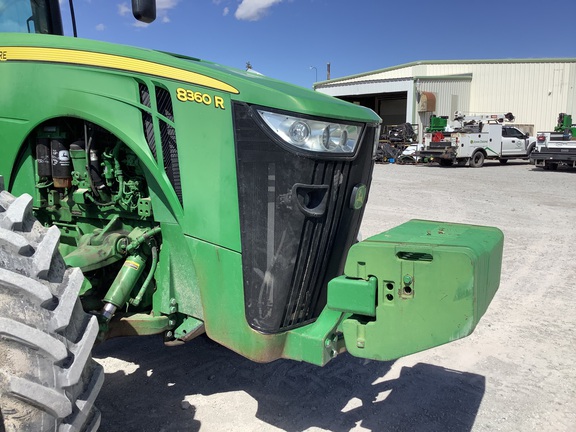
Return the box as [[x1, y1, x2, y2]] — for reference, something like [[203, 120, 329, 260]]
[[157, 0, 180, 9], [154, 0, 180, 25], [95, 23, 105, 31], [235, 0, 283, 21], [223, 6, 229, 16], [117, 2, 130, 17]]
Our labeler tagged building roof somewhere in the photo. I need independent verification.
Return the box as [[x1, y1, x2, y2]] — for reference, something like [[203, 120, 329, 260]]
[[314, 58, 576, 88]]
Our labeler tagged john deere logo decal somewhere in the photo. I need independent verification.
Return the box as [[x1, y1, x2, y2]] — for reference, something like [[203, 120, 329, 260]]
[[350, 184, 367, 210]]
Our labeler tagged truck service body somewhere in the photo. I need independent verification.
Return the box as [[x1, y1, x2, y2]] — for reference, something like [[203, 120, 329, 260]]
[[418, 113, 535, 167], [531, 132, 576, 169], [531, 114, 576, 170]]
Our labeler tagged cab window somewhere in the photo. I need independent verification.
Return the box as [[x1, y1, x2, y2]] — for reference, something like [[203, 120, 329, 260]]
[[0, 0, 55, 34]]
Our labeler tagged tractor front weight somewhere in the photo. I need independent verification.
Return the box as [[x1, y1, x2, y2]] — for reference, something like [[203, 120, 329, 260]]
[[283, 219, 503, 364]]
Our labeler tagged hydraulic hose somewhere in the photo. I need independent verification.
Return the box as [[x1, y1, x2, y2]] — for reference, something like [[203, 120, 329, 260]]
[[129, 239, 158, 307]]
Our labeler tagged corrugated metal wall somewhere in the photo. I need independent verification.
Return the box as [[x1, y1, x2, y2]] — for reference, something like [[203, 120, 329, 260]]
[[464, 62, 576, 131], [317, 60, 576, 133], [416, 79, 471, 134]]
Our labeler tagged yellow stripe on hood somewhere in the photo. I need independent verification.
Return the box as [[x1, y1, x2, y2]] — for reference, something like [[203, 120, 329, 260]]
[[0, 46, 239, 94]]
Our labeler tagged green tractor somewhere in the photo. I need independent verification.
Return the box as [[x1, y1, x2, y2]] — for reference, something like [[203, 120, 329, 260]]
[[0, 1, 504, 430]]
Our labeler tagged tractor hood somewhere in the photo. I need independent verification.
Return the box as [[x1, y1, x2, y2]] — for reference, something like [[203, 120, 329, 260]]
[[0, 33, 380, 125]]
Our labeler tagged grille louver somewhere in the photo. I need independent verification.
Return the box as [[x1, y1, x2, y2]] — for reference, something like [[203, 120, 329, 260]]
[[159, 120, 182, 205], [138, 82, 156, 158], [138, 82, 182, 205], [156, 86, 174, 121]]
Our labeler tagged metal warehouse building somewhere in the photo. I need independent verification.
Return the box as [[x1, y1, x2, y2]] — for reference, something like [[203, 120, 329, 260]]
[[314, 59, 576, 140]]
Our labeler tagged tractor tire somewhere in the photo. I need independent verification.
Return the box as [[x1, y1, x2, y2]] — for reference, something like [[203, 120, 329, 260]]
[[469, 151, 485, 168], [0, 187, 103, 432]]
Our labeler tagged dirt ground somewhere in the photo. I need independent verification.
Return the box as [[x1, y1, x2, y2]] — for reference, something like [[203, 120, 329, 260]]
[[94, 160, 576, 432]]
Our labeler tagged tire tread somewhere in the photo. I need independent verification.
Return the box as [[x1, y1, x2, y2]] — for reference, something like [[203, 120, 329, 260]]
[[7, 375, 72, 418], [0, 184, 102, 432]]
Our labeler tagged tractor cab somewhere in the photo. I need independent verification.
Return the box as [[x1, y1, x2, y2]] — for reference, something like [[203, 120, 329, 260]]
[[0, 0, 155, 35]]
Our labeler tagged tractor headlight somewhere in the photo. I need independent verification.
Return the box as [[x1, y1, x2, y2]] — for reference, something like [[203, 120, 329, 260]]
[[257, 109, 363, 154]]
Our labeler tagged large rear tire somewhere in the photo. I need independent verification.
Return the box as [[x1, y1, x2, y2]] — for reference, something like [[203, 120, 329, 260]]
[[0, 186, 103, 432]]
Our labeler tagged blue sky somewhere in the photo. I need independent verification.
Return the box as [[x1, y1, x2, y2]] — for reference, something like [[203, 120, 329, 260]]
[[59, 0, 576, 89]]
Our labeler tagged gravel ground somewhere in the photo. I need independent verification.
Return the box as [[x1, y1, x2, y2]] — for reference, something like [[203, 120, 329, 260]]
[[94, 160, 576, 432]]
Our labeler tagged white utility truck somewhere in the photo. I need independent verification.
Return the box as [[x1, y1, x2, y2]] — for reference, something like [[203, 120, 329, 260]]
[[418, 112, 536, 167], [530, 114, 576, 170]]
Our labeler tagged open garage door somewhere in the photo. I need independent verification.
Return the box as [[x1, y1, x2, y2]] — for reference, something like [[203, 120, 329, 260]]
[[339, 91, 407, 127]]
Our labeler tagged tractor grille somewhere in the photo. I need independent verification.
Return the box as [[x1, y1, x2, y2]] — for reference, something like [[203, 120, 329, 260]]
[[156, 86, 181, 204], [233, 102, 375, 333], [137, 82, 182, 205], [155, 86, 175, 121], [138, 82, 156, 159], [159, 120, 182, 205], [139, 82, 151, 107]]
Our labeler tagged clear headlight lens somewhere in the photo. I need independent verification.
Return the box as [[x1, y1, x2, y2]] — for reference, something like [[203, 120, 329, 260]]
[[257, 109, 363, 154]]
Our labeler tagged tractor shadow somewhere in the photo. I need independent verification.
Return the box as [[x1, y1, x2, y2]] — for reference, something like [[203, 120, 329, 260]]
[[93, 335, 485, 432]]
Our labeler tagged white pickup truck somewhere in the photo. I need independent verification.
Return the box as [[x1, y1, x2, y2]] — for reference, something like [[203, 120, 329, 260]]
[[418, 114, 536, 168], [530, 132, 576, 170]]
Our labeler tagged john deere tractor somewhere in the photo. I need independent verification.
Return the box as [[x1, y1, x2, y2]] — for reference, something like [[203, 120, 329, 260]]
[[0, 1, 504, 430]]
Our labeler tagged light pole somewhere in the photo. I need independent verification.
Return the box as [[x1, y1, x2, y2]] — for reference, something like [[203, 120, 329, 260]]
[[309, 66, 317, 83]]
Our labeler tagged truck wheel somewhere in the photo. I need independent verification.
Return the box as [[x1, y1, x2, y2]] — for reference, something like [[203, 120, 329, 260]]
[[469, 151, 485, 168], [0, 189, 103, 432], [543, 162, 558, 171]]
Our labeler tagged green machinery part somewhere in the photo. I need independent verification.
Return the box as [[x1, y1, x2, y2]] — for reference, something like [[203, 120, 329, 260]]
[[427, 115, 449, 132], [555, 113, 576, 136], [328, 220, 502, 361]]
